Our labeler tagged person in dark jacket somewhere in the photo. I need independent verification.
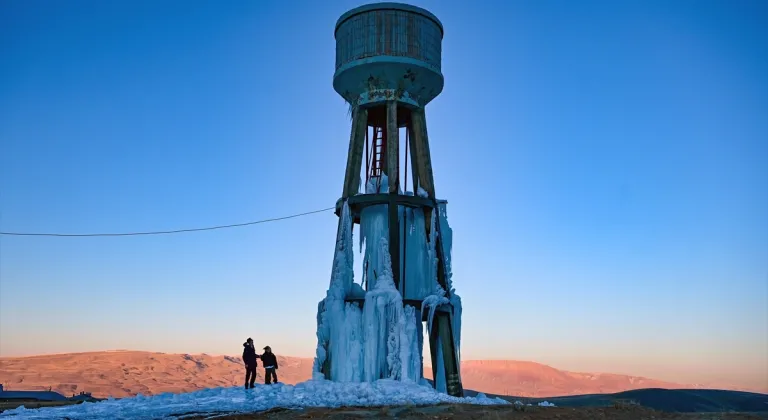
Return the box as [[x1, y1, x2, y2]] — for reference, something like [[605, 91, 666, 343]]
[[242, 338, 259, 389], [260, 346, 278, 385]]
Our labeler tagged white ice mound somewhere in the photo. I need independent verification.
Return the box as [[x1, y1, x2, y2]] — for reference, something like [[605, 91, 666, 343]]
[[0, 380, 508, 420]]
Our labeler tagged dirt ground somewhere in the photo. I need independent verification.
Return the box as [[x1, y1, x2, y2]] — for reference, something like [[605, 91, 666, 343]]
[[183, 404, 768, 420], [0, 400, 83, 412]]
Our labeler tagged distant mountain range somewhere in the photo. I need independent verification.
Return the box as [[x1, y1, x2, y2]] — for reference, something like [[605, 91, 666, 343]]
[[0, 351, 763, 398], [441, 360, 763, 397]]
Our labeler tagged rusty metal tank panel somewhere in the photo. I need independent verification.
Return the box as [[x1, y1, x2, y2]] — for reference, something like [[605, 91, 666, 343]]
[[333, 2, 444, 108]]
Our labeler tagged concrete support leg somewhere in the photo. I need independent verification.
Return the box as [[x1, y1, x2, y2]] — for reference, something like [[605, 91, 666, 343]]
[[409, 108, 436, 233], [342, 107, 369, 198], [416, 307, 424, 381], [386, 100, 399, 193], [386, 101, 401, 291], [428, 318, 438, 386], [410, 106, 463, 397], [427, 311, 463, 397], [409, 108, 435, 198], [437, 312, 463, 397], [388, 193, 401, 291], [407, 125, 420, 194]]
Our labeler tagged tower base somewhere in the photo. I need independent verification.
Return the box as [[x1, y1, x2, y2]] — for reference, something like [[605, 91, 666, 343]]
[[313, 199, 463, 397]]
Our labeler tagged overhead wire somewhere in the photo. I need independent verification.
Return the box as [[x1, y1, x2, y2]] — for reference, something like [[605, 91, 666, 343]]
[[0, 207, 335, 237]]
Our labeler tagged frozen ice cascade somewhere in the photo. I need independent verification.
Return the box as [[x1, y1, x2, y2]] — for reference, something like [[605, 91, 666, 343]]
[[418, 200, 463, 393], [0, 381, 508, 419], [313, 195, 463, 388], [314, 198, 422, 383]]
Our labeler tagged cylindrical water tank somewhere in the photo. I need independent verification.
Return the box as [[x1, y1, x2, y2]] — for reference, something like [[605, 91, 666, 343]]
[[333, 3, 444, 108]]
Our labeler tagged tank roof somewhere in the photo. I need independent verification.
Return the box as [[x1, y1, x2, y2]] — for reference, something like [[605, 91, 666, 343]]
[[335, 2, 444, 37]]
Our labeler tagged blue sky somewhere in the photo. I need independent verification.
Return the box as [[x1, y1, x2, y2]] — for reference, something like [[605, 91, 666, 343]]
[[1, 0, 766, 391]]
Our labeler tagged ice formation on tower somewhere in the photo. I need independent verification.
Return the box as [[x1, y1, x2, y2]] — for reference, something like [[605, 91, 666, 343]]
[[313, 192, 462, 389]]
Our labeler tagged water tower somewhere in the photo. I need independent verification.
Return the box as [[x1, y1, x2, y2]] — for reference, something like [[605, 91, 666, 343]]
[[313, 2, 463, 397]]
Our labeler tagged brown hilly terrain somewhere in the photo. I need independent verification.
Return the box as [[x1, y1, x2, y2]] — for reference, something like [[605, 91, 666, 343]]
[[0, 351, 313, 398], [438, 360, 701, 398], [0, 351, 759, 399]]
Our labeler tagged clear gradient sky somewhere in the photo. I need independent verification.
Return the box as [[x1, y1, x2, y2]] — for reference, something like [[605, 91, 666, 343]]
[[1, 0, 766, 392]]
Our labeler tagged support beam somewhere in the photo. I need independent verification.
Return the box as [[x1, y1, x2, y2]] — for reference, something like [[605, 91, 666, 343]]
[[428, 321, 438, 388], [427, 310, 463, 397], [388, 194, 401, 292], [436, 312, 463, 397], [407, 125, 420, 193], [342, 297, 456, 319], [385, 100, 401, 291], [409, 108, 435, 198], [342, 107, 369, 198], [386, 100, 399, 193], [410, 108, 436, 233], [416, 306, 425, 381], [335, 194, 434, 217], [401, 204, 408, 295], [432, 200, 449, 291]]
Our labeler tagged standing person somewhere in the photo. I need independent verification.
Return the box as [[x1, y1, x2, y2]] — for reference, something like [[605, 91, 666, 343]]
[[242, 338, 259, 389], [260, 346, 278, 385]]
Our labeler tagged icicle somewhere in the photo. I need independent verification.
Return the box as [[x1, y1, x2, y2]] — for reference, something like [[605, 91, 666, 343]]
[[386, 298, 402, 379], [419, 207, 446, 333], [336, 302, 364, 381], [360, 205, 388, 291], [403, 208, 431, 300], [400, 305, 421, 382], [313, 201, 360, 380], [357, 237, 423, 383], [428, 206, 438, 288], [421, 284, 449, 336], [327, 200, 355, 298], [362, 237, 400, 381], [436, 201, 454, 293], [312, 299, 329, 379]]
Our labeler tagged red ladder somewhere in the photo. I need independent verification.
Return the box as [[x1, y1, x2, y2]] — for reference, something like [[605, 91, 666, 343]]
[[368, 126, 387, 182]]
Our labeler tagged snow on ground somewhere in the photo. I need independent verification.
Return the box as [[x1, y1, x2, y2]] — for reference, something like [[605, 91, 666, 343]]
[[0, 380, 508, 420], [513, 400, 558, 408]]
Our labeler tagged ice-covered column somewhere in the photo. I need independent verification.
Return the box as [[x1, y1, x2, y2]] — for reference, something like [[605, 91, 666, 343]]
[[420, 200, 464, 396], [361, 237, 421, 382], [314, 201, 422, 384], [314, 201, 360, 380], [437, 201, 462, 366], [402, 207, 432, 300]]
